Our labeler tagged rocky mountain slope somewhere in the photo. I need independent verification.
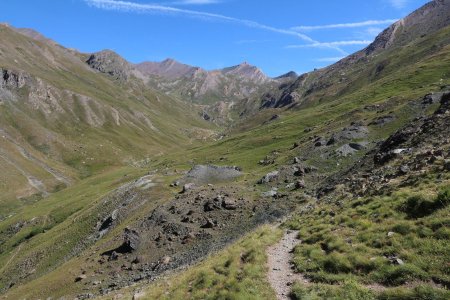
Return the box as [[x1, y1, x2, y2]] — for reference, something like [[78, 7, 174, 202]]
[[0, 1, 449, 299], [0, 23, 213, 214], [136, 59, 280, 105], [85, 51, 293, 124], [261, 0, 450, 110]]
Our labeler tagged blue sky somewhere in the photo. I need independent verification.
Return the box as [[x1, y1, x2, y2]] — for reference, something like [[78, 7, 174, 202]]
[[1, 0, 429, 76]]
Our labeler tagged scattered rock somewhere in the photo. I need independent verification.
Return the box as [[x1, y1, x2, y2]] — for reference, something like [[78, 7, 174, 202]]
[[349, 142, 367, 151], [112, 228, 141, 254], [369, 115, 396, 126], [294, 166, 305, 176], [330, 123, 369, 144], [399, 165, 410, 175], [387, 231, 396, 237], [295, 180, 306, 190], [422, 92, 448, 105], [314, 138, 327, 147], [182, 183, 195, 193], [170, 181, 180, 187], [75, 274, 87, 282], [327, 135, 337, 146], [162, 256, 171, 265], [262, 189, 278, 198], [201, 218, 216, 228], [259, 157, 275, 165], [336, 144, 358, 157], [388, 256, 405, 265], [108, 251, 119, 261], [133, 291, 146, 300], [393, 148, 408, 154], [222, 198, 238, 210], [203, 197, 222, 212], [444, 159, 450, 171], [270, 114, 280, 121], [201, 111, 211, 121], [258, 171, 279, 184]]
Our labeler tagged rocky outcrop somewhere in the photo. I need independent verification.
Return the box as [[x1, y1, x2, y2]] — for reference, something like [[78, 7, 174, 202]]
[[86, 50, 133, 81], [0, 68, 29, 89], [319, 90, 450, 199], [221, 62, 270, 83]]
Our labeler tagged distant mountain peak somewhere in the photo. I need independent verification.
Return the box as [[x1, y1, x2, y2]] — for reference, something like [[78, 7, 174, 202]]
[[365, 0, 450, 54], [275, 71, 298, 80], [161, 58, 179, 65], [86, 49, 132, 81], [220, 62, 270, 83]]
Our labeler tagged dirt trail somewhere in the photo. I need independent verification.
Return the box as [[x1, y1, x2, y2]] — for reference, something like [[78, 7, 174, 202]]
[[0, 245, 22, 274], [267, 230, 309, 300]]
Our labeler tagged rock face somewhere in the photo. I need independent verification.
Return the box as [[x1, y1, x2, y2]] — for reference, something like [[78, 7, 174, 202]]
[[0, 68, 29, 89], [135, 59, 277, 105], [366, 0, 450, 54]]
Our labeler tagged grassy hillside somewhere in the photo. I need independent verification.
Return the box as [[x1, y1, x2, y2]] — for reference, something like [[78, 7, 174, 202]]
[[1, 3, 450, 299], [0, 24, 215, 215]]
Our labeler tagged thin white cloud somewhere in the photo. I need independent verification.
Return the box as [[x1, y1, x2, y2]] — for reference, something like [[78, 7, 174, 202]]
[[388, 0, 409, 9], [316, 57, 345, 62], [84, 0, 315, 43], [287, 40, 372, 49], [170, 0, 221, 5], [292, 19, 398, 31], [85, 0, 354, 55]]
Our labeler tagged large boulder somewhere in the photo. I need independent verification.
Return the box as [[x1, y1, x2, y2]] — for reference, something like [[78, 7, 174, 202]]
[[221, 198, 238, 210], [115, 228, 140, 253]]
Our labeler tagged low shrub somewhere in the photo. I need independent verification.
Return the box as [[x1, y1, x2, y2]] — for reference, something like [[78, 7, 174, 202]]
[[378, 284, 450, 300], [400, 188, 450, 218], [376, 264, 428, 286]]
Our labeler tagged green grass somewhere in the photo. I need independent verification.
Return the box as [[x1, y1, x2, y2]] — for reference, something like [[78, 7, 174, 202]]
[[1, 19, 450, 300], [0, 166, 145, 290], [95, 225, 282, 300], [285, 183, 450, 296], [291, 281, 450, 300]]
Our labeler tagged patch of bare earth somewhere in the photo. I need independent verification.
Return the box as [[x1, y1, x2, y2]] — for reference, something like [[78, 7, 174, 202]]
[[267, 230, 309, 300]]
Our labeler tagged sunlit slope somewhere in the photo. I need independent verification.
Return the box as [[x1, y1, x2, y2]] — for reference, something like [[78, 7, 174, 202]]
[[0, 24, 214, 213]]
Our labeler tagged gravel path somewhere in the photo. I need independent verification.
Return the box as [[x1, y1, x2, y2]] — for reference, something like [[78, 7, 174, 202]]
[[267, 230, 308, 300]]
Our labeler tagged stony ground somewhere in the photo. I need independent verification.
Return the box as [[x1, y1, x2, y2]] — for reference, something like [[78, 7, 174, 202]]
[[267, 230, 307, 300]]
